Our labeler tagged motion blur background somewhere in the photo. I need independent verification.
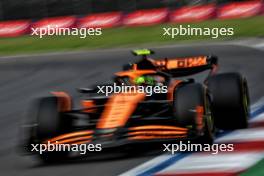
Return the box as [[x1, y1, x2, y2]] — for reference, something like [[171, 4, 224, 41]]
[[0, 0, 254, 20], [0, 0, 263, 55]]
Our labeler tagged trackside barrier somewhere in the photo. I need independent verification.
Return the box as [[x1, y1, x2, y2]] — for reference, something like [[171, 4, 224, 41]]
[[169, 4, 216, 23], [217, 1, 262, 19], [122, 8, 169, 26], [0, 20, 31, 37], [0, 1, 263, 37], [31, 16, 76, 34], [77, 12, 122, 28]]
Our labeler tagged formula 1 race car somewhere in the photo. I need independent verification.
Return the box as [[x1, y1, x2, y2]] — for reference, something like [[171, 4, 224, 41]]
[[22, 49, 250, 162]]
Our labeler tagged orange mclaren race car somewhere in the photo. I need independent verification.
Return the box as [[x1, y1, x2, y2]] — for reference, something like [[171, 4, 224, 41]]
[[22, 49, 250, 162]]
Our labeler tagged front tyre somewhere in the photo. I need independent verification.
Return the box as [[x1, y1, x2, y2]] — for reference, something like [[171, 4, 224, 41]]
[[36, 96, 72, 163]]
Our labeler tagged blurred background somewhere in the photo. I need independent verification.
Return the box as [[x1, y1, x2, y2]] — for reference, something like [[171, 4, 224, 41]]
[[0, 0, 251, 20], [0, 0, 263, 55], [0, 0, 257, 20]]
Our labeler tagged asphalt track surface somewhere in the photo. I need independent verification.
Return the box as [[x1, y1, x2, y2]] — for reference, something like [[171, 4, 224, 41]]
[[0, 44, 263, 176]]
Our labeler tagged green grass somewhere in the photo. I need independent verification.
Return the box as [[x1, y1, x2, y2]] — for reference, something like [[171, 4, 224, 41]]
[[241, 159, 264, 176], [0, 16, 264, 55]]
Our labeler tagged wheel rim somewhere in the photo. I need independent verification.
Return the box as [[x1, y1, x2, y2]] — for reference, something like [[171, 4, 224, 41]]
[[204, 96, 214, 138], [242, 80, 249, 116]]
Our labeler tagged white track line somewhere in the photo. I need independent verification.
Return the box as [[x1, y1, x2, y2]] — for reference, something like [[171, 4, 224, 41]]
[[156, 152, 264, 175], [120, 101, 264, 176], [119, 154, 173, 176]]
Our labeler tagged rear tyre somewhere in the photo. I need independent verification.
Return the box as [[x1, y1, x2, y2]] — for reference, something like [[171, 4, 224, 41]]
[[36, 97, 72, 163], [173, 83, 214, 144], [207, 73, 249, 130]]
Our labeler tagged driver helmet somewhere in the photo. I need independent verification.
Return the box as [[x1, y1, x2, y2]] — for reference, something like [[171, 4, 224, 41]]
[[134, 75, 164, 86]]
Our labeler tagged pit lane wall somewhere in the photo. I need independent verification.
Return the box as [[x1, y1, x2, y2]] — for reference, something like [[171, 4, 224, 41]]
[[0, 0, 263, 37]]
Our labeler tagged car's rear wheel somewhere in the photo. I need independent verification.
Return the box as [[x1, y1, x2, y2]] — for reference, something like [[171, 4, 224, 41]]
[[173, 83, 214, 144], [207, 72, 249, 130], [36, 96, 72, 163]]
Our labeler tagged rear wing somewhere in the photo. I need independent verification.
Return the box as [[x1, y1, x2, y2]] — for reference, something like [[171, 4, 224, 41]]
[[136, 55, 218, 77]]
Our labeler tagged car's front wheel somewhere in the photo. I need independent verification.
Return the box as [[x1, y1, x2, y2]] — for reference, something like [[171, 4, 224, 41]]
[[36, 96, 72, 163]]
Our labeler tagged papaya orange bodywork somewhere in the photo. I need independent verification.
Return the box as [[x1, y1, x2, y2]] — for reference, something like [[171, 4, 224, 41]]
[[155, 56, 207, 70], [196, 106, 204, 131], [115, 70, 156, 81], [167, 80, 183, 101], [49, 136, 92, 144], [51, 91, 72, 112], [128, 131, 187, 136], [128, 135, 187, 140], [45, 130, 93, 143], [97, 92, 146, 129], [82, 100, 96, 113], [129, 125, 187, 131]]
